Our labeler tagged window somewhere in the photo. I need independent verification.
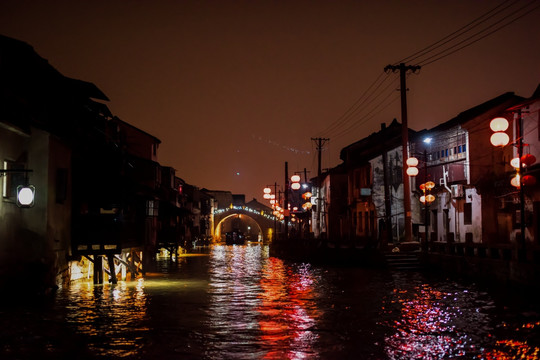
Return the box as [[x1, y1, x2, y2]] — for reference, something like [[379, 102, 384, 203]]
[[464, 203, 472, 225], [2, 160, 26, 200], [462, 144, 466, 153]]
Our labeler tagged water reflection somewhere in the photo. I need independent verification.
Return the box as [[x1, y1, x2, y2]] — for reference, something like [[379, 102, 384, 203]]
[[381, 273, 540, 360], [258, 258, 320, 359], [2, 245, 540, 359], [62, 279, 149, 358], [205, 244, 321, 359]]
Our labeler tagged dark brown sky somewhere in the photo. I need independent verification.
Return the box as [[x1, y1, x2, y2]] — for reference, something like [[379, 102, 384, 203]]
[[2, 0, 539, 202]]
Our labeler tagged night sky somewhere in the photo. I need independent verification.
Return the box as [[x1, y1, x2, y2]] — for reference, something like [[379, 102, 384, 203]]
[[1, 1, 539, 202]]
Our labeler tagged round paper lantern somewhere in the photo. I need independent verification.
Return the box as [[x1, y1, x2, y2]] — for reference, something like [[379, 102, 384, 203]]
[[490, 117, 509, 132], [490, 132, 510, 147], [406, 157, 419, 167], [521, 154, 536, 167], [291, 182, 301, 190], [510, 174, 520, 188], [425, 181, 435, 190], [522, 174, 536, 186], [290, 175, 301, 183], [406, 167, 419, 176]]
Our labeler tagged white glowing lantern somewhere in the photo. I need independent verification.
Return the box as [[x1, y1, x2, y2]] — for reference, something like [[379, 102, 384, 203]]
[[511, 174, 520, 188], [263, 193, 271, 199], [490, 117, 509, 132], [17, 185, 35, 207], [291, 182, 301, 190], [406, 167, 419, 176], [290, 174, 301, 183], [490, 132, 510, 147], [510, 157, 521, 169], [406, 157, 419, 167]]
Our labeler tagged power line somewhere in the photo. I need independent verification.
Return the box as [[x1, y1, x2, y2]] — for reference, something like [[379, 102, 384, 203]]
[[394, 0, 521, 65], [418, 0, 540, 66]]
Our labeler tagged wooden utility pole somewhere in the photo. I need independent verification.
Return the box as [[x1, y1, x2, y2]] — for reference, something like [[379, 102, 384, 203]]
[[284, 161, 289, 242], [384, 63, 420, 243], [311, 137, 329, 238], [311, 137, 330, 176]]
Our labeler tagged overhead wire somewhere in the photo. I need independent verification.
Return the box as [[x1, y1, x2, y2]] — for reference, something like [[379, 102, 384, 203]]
[[317, 71, 387, 137], [315, 0, 538, 170], [417, 0, 540, 67], [325, 73, 400, 139], [394, 0, 521, 65]]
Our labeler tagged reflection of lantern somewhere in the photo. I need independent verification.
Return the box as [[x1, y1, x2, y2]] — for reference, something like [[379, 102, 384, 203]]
[[490, 132, 510, 147], [511, 174, 520, 188], [521, 154, 536, 167], [522, 175, 536, 186]]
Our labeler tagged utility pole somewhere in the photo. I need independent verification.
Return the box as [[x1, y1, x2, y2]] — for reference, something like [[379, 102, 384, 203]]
[[384, 63, 421, 243], [311, 137, 329, 238], [284, 161, 289, 242], [311, 137, 330, 176]]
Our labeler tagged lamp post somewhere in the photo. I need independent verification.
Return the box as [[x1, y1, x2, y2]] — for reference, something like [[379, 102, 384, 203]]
[[0, 169, 35, 207], [406, 137, 433, 251], [490, 113, 536, 258]]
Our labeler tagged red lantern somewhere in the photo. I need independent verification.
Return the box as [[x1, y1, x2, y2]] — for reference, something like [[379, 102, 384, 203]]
[[521, 154, 536, 167], [522, 175, 536, 186]]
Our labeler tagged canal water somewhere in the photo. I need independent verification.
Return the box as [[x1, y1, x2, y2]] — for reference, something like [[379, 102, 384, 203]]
[[1, 244, 539, 359]]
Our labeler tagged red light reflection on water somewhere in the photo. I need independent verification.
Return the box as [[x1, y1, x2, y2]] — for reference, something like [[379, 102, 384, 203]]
[[382, 284, 540, 359], [382, 285, 472, 359], [257, 257, 319, 359], [483, 321, 540, 359]]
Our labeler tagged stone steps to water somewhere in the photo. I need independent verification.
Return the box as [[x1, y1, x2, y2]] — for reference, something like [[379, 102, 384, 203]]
[[385, 252, 422, 271]]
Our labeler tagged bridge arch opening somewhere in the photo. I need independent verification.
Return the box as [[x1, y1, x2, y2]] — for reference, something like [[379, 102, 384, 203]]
[[215, 213, 265, 242]]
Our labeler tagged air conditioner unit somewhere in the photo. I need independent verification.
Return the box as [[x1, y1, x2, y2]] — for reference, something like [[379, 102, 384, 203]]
[[451, 184, 464, 198]]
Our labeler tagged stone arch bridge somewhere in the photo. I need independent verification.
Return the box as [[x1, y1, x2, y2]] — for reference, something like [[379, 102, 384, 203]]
[[213, 206, 280, 243]]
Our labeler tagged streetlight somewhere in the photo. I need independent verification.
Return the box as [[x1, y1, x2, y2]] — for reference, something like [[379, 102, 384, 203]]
[[0, 169, 35, 208], [406, 137, 433, 251]]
